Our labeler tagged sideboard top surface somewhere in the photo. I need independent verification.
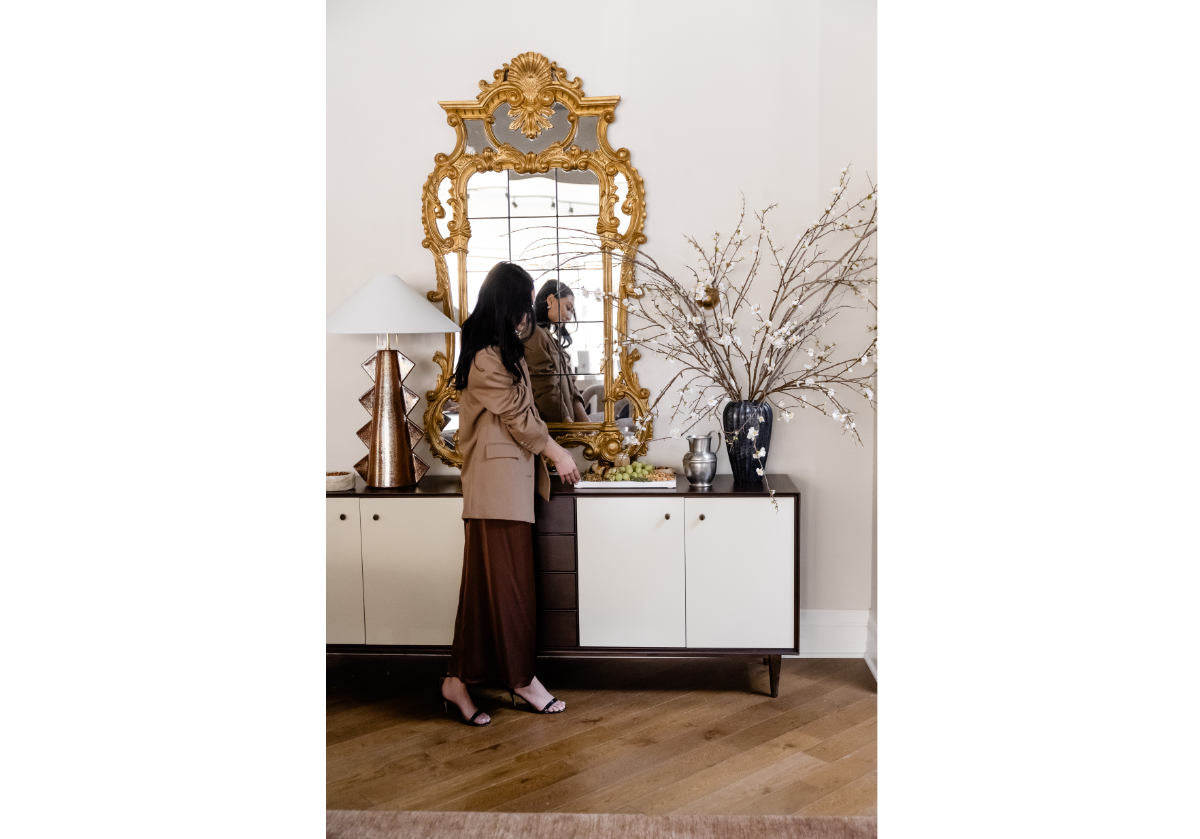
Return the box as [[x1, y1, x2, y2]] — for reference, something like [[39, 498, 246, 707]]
[[328, 474, 799, 498]]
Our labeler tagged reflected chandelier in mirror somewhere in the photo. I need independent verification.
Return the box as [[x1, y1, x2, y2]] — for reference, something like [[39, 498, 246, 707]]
[[420, 52, 650, 468]]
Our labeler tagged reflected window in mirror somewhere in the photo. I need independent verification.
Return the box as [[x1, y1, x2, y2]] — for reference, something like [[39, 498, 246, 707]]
[[462, 169, 602, 317]]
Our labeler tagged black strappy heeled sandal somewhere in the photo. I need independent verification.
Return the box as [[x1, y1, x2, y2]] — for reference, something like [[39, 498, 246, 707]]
[[508, 688, 566, 714], [441, 674, 490, 726]]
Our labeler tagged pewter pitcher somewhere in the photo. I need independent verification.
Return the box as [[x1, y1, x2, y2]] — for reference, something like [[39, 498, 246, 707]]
[[682, 430, 721, 487]]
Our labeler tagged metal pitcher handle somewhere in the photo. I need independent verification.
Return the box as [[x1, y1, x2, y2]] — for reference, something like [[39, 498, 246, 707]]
[[709, 428, 722, 452]]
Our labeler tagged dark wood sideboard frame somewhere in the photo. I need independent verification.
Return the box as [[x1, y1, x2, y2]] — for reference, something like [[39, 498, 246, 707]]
[[327, 474, 801, 697]]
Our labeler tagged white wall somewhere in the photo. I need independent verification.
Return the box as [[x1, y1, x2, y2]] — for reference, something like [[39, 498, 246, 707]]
[[328, 0, 876, 612]]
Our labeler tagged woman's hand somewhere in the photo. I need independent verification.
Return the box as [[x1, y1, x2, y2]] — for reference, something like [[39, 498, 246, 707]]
[[544, 439, 581, 485]]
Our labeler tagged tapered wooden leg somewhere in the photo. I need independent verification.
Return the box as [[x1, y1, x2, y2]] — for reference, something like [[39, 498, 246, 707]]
[[768, 654, 781, 697]]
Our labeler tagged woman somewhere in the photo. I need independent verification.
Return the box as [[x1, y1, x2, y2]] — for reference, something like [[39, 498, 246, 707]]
[[440, 262, 582, 726], [524, 280, 590, 423]]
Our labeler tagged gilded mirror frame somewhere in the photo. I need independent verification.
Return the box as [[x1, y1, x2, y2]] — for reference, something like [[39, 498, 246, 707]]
[[420, 52, 650, 468]]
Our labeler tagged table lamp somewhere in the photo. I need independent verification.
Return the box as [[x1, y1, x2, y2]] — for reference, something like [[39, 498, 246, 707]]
[[327, 274, 460, 489]]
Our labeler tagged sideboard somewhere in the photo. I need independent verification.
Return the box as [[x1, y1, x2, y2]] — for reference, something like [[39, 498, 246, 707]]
[[327, 474, 800, 696]]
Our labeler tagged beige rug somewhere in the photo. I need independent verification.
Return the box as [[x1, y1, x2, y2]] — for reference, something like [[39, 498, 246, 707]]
[[326, 810, 876, 839]]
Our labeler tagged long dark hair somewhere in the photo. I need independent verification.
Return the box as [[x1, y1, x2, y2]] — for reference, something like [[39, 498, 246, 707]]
[[454, 262, 535, 390], [534, 279, 575, 349]]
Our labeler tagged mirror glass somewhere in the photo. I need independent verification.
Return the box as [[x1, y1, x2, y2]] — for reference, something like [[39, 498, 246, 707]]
[[458, 166, 608, 423], [573, 115, 600, 152], [463, 119, 493, 155], [490, 102, 572, 152]]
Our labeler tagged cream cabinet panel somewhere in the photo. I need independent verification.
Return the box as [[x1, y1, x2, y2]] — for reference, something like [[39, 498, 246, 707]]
[[326, 499, 365, 644], [685, 496, 795, 648], [359, 497, 465, 645], [577, 496, 686, 647]]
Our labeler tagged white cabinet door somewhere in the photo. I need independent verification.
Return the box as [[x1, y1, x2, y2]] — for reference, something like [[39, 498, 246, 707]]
[[327, 499, 365, 644], [359, 497, 465, 645], [577, 496, 686, 647], [685, 496, 795, 648]]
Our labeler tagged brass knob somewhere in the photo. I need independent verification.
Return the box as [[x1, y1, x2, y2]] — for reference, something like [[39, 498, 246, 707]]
[[699, 514, 706, 521], [372, 514, 380, 521], [339, 514, 346, 521], [664, 513, 671, 520]]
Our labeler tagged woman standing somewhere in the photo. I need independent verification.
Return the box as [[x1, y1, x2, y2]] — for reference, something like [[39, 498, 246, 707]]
[[440, 262, 582, 726], [524, 280, 590, 423]]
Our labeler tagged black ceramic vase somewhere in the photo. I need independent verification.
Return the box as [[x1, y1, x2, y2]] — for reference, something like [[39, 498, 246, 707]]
[[722, 400, 773, 485]]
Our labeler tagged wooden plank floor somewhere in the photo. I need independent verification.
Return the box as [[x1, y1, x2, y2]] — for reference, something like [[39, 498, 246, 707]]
[[327, 655, 876, 816]]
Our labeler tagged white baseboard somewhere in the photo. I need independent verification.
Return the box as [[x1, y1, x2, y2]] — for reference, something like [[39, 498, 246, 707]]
[[785, 609, 871, 658], [864, 613, 878, 680]]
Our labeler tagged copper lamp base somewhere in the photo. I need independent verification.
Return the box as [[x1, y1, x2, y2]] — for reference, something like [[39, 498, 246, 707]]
[[352, 349, 429, 489]]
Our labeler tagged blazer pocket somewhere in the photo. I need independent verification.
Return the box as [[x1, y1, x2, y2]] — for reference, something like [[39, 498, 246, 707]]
[[485, 442, 523, 460]]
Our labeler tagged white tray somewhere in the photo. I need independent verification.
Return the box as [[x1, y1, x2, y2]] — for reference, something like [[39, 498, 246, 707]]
[[575, 479, 677, 489]]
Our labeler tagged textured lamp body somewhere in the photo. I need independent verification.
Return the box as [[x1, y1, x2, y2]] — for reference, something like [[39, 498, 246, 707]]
[[367, 350, 415, 488], [353, 349, 428, 489]]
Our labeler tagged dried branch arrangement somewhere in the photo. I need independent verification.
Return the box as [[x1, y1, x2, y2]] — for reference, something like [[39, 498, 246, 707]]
[[590, 167, 877, 450]]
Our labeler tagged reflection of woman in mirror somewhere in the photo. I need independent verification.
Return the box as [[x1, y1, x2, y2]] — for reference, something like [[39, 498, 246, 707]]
[[441, 262, 581, 726], [525, 280, 590, 423]]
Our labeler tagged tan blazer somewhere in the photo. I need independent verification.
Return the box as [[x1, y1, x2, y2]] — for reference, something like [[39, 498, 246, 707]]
[[457, 346, 552, 523], [523, 325, 586, 423]]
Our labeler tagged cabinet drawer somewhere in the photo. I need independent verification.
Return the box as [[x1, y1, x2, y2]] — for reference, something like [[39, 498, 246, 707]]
[[535, 494, 575, 533], [537, 610, 578, 648], [535, 533, 576, 572], [537, 572, 577, 610]]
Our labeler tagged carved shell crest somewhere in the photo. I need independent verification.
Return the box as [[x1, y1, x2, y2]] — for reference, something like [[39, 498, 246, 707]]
[[501, 51, 555, 139]]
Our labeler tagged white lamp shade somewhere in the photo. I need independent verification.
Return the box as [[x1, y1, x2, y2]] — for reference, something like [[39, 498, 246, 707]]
[[327, 274, 460, 335]]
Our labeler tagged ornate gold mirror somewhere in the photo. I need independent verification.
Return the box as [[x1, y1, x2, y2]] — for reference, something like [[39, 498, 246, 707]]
[[421, 52, 650, 468]]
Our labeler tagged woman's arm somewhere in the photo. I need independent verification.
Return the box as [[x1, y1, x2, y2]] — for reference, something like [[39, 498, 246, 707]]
[[469, 349, 580, 483], [542, 437, 581, 484], [469, 349, 551, 454], [523, 330, 566, 422], [556, 340, 585, 420]]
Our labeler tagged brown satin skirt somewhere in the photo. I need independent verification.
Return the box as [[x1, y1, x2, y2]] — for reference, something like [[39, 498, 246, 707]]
[[448, 518, 537, 690]]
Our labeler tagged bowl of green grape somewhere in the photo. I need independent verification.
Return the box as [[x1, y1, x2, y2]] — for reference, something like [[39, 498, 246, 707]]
[[605, 461, 655, 481]]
